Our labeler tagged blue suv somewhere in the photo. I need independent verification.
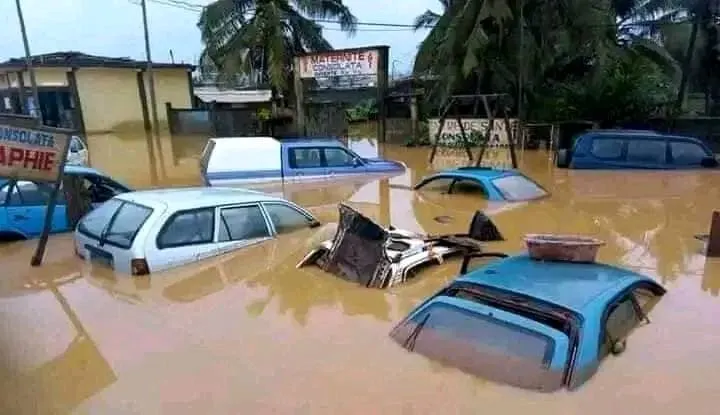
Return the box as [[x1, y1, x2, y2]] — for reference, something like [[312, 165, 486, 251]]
[[557, 130, 718, 169]]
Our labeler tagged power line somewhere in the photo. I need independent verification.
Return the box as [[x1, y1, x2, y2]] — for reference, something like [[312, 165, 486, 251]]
[[136, 0, 709, 31]]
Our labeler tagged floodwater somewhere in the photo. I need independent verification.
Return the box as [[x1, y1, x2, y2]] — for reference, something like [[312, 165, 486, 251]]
[[2, 130, 720, 414]]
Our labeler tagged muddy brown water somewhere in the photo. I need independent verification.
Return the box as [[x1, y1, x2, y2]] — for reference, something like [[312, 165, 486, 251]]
[[2, 131, 720, 414]]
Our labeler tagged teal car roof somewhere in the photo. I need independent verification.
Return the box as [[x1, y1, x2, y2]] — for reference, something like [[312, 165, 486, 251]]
[[432, 167, 515, 180], [455, 254, 657, 313]]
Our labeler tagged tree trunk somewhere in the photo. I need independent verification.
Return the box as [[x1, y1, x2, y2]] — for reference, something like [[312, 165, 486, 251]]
[[675, 18, 701, 113]]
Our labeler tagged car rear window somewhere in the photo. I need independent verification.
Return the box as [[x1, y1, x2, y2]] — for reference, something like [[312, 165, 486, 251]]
[[390, 302, 564, 391], [491, 175, 547, 201], [669, 141, 709, 165], [77, 199, 124, 238], [102, 202, 154, 248]]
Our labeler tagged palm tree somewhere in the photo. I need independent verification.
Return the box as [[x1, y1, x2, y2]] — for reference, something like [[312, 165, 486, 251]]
[[198, 0, 357, 93], [412, 0, 450, 30]]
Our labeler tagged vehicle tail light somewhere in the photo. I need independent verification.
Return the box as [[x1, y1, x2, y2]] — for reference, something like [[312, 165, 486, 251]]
[[131, 258, 150, 276]]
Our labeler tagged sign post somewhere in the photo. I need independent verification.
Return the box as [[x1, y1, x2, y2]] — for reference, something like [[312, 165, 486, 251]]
[[0, 116, 73, 266]]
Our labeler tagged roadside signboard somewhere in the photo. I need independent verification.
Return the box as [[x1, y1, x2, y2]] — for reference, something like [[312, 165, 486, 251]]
[[298, 49, 379, 89], [0, 123, 69, 182], [0, 115, 74, 266], [428, 118, 520, 147]]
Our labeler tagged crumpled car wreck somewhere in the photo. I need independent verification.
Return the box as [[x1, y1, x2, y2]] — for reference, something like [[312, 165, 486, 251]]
[[297, 203, 503, 288]]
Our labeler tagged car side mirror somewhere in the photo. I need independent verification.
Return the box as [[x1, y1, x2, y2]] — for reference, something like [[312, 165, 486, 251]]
[[353, 158, 363, 167], [701, 156, 718, 168], [611, 339, 627, 355]]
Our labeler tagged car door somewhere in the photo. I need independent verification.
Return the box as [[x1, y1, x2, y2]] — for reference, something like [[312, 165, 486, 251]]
[[286, 146, 327, 182], [213, 203, 274, 255], [152, 207, 219, 271], [322, 146, 365, 178], [79, 172, 132, 207], [5, 180, 68, 238]]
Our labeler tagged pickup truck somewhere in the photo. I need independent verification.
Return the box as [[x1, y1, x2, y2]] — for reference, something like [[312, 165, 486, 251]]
[[200, 136, 406, 187]]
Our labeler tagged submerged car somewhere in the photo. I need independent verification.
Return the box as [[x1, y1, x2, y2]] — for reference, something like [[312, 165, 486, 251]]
[[557, 130, 718, 170], [390, 253, 666, 392], [413, 167, 548, 202], [74, 187, 320, 275], [297, 203, 504, 288], [201, 136, 406, 187], [0, 165, 131, 241]]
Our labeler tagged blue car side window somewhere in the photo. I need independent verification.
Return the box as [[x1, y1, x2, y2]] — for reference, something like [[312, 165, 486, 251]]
[[8, 181, 64, 206], [626, 139, 667, 164], [324, 147, 355, 167], [590, 138, 624, 160]]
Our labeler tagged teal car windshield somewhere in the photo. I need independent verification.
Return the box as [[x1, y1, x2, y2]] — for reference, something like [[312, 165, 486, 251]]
[[390, 301, 567, 392], [491, 175, 547, 201]]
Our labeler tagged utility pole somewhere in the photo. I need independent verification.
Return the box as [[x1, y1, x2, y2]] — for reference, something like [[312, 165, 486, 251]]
[[141, 0, 160, 137], [517, 0, 524, 124], [14, 0, 42, 124]]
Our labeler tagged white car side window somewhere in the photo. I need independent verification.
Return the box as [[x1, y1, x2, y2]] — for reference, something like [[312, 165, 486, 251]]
[[218, 205, 270, 242]]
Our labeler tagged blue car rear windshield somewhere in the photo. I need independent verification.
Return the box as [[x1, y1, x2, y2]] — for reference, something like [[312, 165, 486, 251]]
[[390, 302, 564, 391]]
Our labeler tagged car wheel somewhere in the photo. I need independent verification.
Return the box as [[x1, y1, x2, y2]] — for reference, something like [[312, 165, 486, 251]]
[[556, 149, 570, 168]]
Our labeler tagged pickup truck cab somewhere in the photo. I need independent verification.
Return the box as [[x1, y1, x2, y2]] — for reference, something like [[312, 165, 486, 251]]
[[557, 130, 718, 170], [200, 136, 406, 186]]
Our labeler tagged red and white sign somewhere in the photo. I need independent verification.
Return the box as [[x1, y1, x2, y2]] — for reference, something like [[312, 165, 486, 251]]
[[299, 49, 379, 79], [0, 124, 69, 182]]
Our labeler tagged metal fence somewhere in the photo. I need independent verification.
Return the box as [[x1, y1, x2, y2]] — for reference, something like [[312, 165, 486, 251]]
[[166, 102, 298, 137]]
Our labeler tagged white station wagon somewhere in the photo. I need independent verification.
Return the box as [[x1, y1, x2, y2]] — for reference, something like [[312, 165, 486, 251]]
[[74, 187, 320, 275]]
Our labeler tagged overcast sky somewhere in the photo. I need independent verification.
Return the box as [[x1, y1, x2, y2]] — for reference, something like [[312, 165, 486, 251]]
[[0, 0, 438, 75]]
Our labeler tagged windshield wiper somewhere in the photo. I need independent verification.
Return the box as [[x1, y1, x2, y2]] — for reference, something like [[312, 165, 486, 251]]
[[403, 313, 431, 351]]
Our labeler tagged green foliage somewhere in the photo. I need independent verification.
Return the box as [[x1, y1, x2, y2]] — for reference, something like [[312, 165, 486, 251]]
[[533, 55, 677, 123], [345, 99, 378, 122], [198, 0, 357, 92]]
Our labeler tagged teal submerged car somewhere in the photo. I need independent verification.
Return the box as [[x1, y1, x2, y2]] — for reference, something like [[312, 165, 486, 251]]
[[413, 167, 548, 202], [390, 253, 666, 392]]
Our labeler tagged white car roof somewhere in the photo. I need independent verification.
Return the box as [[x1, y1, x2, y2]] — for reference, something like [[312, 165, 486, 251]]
[[115, 187, 290, 211]]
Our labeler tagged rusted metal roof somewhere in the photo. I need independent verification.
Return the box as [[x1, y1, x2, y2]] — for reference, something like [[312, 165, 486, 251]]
[[0, 52, 195, 71]]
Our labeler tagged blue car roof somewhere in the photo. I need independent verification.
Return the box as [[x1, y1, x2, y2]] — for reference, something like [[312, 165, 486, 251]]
[[428, 167, 516, 180], [582, 130, 706, 144], [0, 165, 111, 186], [454, 255, 657, 312]]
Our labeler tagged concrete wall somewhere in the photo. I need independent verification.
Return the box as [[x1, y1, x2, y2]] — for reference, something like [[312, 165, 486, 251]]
[[142, 68, 192, 121], [75, 68, 142, 133], [76, 67, 191, 133], [1, 66, 192, 133]]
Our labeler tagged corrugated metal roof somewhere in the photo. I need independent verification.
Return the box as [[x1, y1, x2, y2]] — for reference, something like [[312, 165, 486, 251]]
[[194, 87, 272, 104], [0, 52, 194, 71]]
